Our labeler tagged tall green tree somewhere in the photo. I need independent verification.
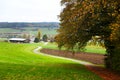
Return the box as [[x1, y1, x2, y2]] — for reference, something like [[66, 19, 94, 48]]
[[34, 37, 39, 43], [37, 29, 41, 41], [56, 0, 120, 72], [42, 34, 48, 42]]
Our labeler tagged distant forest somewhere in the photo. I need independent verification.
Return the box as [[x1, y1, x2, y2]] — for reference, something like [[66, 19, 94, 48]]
[[0, 22, 59, 28]]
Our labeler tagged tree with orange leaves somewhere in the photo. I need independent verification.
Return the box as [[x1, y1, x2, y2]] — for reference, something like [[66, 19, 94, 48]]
[[56, 0, 120, 72]]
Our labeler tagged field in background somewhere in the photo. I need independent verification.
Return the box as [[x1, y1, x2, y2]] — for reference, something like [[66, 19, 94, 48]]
[[0, 42, 102, 80], [0, 27, 57, 36], [42, 42, 106, 54], [0, 27, 106, 54]]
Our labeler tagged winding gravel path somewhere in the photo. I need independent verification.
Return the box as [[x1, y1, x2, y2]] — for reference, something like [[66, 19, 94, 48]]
[[33, 46, 42, 54], [33, 46, 120, 80], [33, 46, 94, 66]]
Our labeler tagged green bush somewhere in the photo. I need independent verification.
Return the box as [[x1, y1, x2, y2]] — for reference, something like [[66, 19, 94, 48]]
[[111, 48, 120, 72], [42, 34, 48, 42], [34, 37, 39, 43]]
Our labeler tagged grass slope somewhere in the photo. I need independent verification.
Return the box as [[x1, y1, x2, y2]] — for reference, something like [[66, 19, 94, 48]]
[[0, 42, 102, 80]]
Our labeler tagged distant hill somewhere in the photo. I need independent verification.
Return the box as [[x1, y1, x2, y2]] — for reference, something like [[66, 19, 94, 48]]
[[0, 22, 59, 28]]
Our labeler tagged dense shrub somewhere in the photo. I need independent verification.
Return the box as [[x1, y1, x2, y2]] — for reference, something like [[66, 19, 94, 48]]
[[105, 50, 120, 72], [105, 39, 120, 72], [42, 34, 48, 42], [111, 50, 120, 72], [34, 37, 39, 43]]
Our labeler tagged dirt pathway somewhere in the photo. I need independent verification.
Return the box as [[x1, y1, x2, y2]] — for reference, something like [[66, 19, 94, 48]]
[[40, 48, 120, 80], [33, 46, 42, 54], [33, 46, 94, 65], [33, 47, 120, 80]]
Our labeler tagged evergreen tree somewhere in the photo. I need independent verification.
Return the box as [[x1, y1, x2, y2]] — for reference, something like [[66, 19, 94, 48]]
[[42, 34, 48, 42], [34, 37, 39, 43]]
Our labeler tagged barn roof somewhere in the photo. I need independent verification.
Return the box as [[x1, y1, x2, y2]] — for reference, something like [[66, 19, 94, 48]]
[[9, 38, 26, 41]]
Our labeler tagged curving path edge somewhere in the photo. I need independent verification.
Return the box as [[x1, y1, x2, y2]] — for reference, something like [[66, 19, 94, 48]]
[[33, 46, 95, 66], [33, 46, 120, 80]]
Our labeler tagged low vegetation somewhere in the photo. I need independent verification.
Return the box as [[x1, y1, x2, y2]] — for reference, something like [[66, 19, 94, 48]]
[[0, 42, 102, 80], [42, 42, 106, 54]]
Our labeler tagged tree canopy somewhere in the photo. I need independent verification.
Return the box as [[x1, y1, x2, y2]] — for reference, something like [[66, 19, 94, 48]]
[[42, 34, 48, 42], [56, 0, 119, 49], [37, 29, 41, 41], [55, 0, 120, 72]]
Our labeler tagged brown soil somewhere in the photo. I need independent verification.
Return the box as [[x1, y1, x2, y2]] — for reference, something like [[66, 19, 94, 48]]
[[41, 48, 120, 80]]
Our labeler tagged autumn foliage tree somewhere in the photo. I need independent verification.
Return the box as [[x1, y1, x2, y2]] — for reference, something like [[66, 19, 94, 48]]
[[55, 0, 120, 72], [37, 29, 41, 41], [34, 29, 41, 43]]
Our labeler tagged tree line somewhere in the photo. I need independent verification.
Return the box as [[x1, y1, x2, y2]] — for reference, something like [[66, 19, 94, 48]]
[[0, 22, 59, 28], [34, 29, 54, 43]]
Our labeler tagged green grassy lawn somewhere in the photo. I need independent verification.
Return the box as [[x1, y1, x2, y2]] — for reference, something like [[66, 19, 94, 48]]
[[42, 42, 106, 54], [0, 42, 102, 80], [84, 46, 106, 54], [0, 38, 7, 41]]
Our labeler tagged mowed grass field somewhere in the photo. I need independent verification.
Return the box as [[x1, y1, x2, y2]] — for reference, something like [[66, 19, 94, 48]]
[[0, 42, 102, 80]]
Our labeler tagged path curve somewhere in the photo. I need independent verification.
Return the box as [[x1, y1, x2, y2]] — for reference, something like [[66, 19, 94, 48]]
[[33, 46, 94, 66], [33, 46, 120, 80], [33, 46, 42, 54]]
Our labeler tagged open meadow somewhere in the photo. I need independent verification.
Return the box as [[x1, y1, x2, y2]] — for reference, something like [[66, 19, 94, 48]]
[[0, 27, 57, 36], [0, 42, 102, 80]]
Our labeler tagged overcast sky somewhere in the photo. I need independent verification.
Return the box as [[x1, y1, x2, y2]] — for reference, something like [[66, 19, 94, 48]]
[[0, 0, 61, 22]]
